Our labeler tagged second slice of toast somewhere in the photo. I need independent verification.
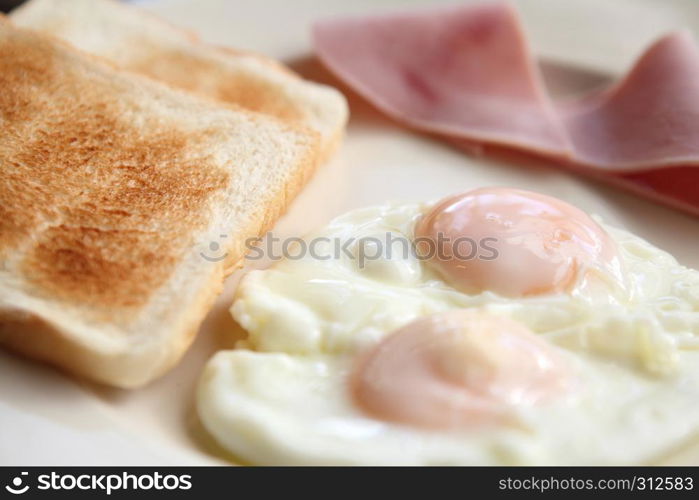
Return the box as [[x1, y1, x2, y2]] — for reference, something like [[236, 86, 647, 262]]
[[11, 0, 348, 161]]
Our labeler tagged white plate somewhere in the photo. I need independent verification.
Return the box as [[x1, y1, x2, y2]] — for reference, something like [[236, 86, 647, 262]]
[[2, 0, 699, 465]]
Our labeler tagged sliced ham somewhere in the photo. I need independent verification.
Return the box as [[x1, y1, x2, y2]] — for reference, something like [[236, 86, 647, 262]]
[[562, 32, 699, 170], [314, 3, 570, 156], [313, 3, 699, 216]]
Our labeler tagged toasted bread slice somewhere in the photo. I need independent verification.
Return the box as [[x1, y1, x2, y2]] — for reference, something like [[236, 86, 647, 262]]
[[0, 18, 318, 388], [11, 0, 348, 161]]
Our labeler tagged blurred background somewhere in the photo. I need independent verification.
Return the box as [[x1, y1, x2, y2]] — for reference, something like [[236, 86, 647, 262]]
[[4, 0, 699, 74]]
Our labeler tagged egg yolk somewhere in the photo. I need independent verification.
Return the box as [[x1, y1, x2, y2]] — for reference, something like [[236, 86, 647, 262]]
[[351, 310, 571, 429], [414, 187, 622, 297]]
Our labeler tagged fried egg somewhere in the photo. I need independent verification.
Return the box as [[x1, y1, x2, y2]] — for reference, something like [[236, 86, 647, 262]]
[[197, 188, 699, 465]]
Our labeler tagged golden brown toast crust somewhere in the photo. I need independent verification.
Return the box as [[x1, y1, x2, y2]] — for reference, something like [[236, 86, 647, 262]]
[[9, 0, 348, 161], [0, 19, 319, 386], [0, 25, 231, 316], [128, 45, 304, 123]]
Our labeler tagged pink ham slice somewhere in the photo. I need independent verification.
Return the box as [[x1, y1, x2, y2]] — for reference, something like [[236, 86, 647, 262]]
[[561, 31, 699, 215], [313, 3, 699, 216], [314, 2, 570, 156], [561, 32, 699, 170]]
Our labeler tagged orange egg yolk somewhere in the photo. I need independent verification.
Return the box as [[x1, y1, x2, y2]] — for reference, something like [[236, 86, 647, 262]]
[[414, 187, 622, 297], [351, 309, 572, 429]]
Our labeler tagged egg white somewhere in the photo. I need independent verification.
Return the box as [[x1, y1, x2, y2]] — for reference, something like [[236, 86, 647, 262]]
[[198, 348, 699, 465], [198, 202, 699, 465]]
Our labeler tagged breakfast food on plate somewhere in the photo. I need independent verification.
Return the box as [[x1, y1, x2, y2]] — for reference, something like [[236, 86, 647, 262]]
[[12, 0, 348, 161], [313, 2, 699, 216], [0, 19, 319, 388], [198, 188, 699, 465]]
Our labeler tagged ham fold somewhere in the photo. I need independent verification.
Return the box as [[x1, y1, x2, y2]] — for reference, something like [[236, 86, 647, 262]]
[[313, 2, 699, 216]]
